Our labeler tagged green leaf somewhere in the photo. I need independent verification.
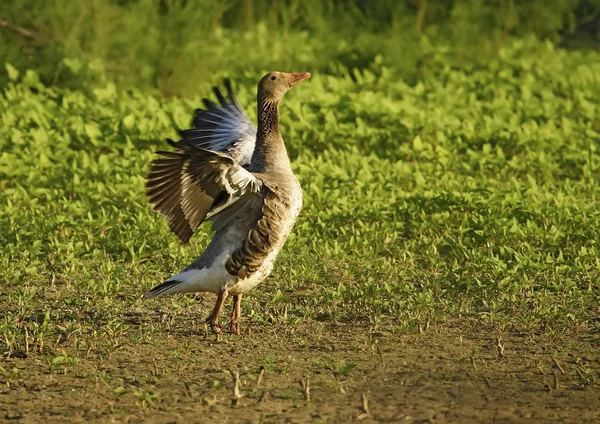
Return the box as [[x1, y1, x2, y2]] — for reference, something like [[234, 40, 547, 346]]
[[63, 58, 83, 74], [84, 123, 102, 140], [335, 360, 357, 376], [122, 114, 136, 130], [5, 63, 19, 81], [113, 386, 127, 397], [413, 135, 424, 151]]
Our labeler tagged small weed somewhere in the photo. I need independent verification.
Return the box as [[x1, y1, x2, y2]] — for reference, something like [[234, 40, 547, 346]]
[[331, 360, 357, 377], [134, 390, 158, 408]]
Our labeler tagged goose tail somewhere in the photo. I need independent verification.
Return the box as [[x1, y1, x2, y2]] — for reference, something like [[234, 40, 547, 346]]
[[144, 279, 185, 299]]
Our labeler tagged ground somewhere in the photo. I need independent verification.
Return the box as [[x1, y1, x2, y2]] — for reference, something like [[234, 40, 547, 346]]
[[2, 309, 599, 423]]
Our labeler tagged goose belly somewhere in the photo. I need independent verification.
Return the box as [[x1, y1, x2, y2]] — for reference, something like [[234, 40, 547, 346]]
[[228, 194, 302, 295]]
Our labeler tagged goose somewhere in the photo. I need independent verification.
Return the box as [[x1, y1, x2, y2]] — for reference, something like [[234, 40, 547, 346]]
[[144, 72, 311, 334]]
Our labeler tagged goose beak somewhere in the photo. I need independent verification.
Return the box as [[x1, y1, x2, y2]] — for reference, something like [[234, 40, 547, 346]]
[[285, 72, 311, 87]]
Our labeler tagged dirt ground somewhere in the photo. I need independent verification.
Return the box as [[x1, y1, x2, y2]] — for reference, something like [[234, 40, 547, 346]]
[[1, 318, 599, 423]]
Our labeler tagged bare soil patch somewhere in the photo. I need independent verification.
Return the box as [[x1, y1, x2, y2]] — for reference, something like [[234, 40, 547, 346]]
[[1, 319, 599, 423]]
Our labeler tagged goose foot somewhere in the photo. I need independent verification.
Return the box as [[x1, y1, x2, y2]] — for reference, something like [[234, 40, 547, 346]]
[[205, 289, 228, 334], [208, 321, 222, 334], [229, 294, 242, 335]]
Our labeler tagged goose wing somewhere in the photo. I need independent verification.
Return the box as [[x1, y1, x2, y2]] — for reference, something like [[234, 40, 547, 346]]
[[174, 79, 257, 166], [146, 139, 263, 243]]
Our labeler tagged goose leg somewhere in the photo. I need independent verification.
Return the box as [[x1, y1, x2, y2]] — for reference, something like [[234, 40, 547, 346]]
[[229, 294, 242, 335], [205, 289, 228, 334]]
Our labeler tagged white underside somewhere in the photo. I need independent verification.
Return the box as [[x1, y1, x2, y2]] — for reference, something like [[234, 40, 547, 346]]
[[152, 192, 302, 297], [168, 251, 234, 294], [164, 235, 286, 296]]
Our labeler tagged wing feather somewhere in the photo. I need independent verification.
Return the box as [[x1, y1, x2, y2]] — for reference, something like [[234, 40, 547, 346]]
[[146, 139, 262, 243], [174, 79, 257, 166]]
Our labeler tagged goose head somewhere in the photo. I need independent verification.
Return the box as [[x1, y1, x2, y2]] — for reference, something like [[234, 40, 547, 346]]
[[258, 71, 311, 104]]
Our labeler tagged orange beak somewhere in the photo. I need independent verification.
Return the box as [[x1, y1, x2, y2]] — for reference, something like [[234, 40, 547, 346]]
[[284, 72, 311, 87]]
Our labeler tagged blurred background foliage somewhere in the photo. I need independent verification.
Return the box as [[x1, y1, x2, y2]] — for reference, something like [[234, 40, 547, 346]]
[[1, 0, 599, 97]]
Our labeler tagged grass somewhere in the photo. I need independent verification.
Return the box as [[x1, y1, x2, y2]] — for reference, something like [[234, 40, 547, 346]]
[[1, 0, 598, 96], [1, 37, 600, 358]]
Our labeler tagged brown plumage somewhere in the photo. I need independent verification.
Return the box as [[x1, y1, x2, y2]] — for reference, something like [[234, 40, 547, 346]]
[[226, 182, 295, 279], [144, 71, 311, 334]]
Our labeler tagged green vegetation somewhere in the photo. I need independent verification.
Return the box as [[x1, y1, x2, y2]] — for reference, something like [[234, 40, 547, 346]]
[[2, 37, 600, 360], [1, 0, 599, 95]]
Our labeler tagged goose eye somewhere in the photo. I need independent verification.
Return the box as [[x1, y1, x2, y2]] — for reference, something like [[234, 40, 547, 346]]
[[271, 75, 277, 80]]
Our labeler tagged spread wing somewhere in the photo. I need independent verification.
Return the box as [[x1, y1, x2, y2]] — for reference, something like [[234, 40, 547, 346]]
[[146, 139, 263, 243], [175, 79, 257, 166]]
